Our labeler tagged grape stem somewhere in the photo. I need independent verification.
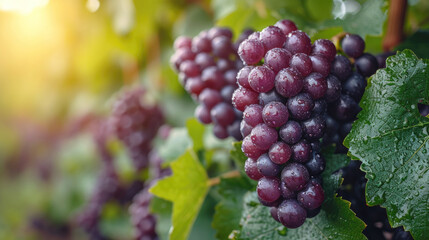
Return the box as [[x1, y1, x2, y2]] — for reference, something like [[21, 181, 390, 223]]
[[383, 0, 407, 51], [208, 170, 241, 186]]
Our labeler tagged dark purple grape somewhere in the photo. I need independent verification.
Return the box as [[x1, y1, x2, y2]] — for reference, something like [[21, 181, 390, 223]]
[[192, 35, 212, 53], [301, 115, 326, 140], [280, 181, 296, 199], [237, 66, 253, 89], [248, 66, 276, 93], [212, 36, 234, 58], [220, 85, 235, 102], [213, 124, 229, 139], [279, 120, 302, 145], [240, 120, 253, 137], [325, 74, 342, 103], [341, 34, 365, 58], [257, 177, 282, 202], [259, 90, 286, 106], [195, 105, 212, 124], [224, 69, 238, 85], [217, 58, 235, 72], [376, 51, 394, 69], [210, 103, 236, 126], [355, 53, 379, 77], [331, 55, 352, 81], [185, 77, 206, 96], [277, 199, 307, 228], [201, 66, 225, 90], [312, 100, 327, 115], [274, 19, 298, 36], [302, 73, 327, 100], [227, 120, 243, 141], [291, 140, 312, 163], [287, 93, 314, 120], [245, 158, 263, 180], [259, 26, 286, 51], [269, 142, 292, 164], [328, 94, 360, 121], [310, 55, 330, 77], [174, 36, 192, 50], [281, 162, 310, 191], [339, 121, 353, 138], [325, 115, 339, 135], [306, 207, 321, 218], [179, 60, 200, 78], [250, 123, 278, 150], [305, 151, 325, 175], [275, 67, 303, 98], [208, 27, 233, 40], [258, 196, 282, 207], [284, 31, 312, 55], [418, 103, 429, 117], [242, 135, 265, 159], [270, 207, 281, 222], [342, 72, 367, 101], [232, 87, 260, 112], [290, 53, 312, 76], [311, 39, 336, 61], [257, 154, 282, 177], [243, 104, 263, 127], [262, 101, 289, 128], [297, 179, 324, 210], [238, 39, 265, 65], [195, 52, 216, 69], [171, 48, 195, 71], [264, 48, 292, 73], [198, 88, 223, 109]]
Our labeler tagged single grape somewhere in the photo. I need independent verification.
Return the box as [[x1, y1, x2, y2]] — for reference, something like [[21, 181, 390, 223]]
[[185, 77, 205, 96], [170, 48, 195, 71], [232, 87, 260, 111], [217, 58, 235, 72], [243, 104, 263, 127], [264, 48, 292, 73], [310, 55, 330, 77], [339, 121, 353, 138], [302, 73, 327, 100], [174, 36, 192, 50], [240, 120, 253, 137], [355, 53, 379, 77], [270, 207, 281, 222], [242, 135, 265, 159], [284, 31, 312, 55], [257, 177, 282, 202], [342, 72, 367, 101], [311, 39, 336, 61], [210, 103, 236, 126], [245, 158, 264, 180], [259, 89, 286, 106], [262, 101, 289, 128], [238, 39, 265, 65], [250, 123, 279, 150], [269, 142, 292, 164], [291, 140, 312, 163], [248, 66, 276, 93], [259, 26, 286, 51], [274, 19, 298, 36], [198, 88, 223, 109], [280, 181, 296, 199], [328, 94, 360, 121], [325, 74, 342, 103], [220, 85, 235, 102], [305, 151, 325, 176], [192, 34, 212, 53], [275, 67, 303, 98], [281, 162, 310, 191], [194, 52, 216, 69], [237, 66, 253, 89], [331, 55, 352, 81], [306, 207, 321, 218], [213, 124, 229, 139], [279, 120, 302, 145], [287, 93, 314, 120], [341, 34, 365, 58], [312, 100, 327, 115], [297, 179, 325, 210], [195, 105, 212, 124], [290, 53, 312, 77], [277, 199, 307, 228], [201, 66, 225, 90], [227, 120, 242, 141], [257, 154, 282, 177], [301, 115, 326, 140]]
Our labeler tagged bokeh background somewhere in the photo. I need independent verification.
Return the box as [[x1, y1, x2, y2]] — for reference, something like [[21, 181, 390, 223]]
[[0, 0, 428, 239]]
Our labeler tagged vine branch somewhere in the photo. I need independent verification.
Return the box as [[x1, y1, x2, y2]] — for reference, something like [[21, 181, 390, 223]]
[[208, 170, 241, 187], [383, 0, 407, 51]]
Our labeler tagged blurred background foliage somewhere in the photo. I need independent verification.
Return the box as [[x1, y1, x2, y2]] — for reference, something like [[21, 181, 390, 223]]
[[0, 0, 428, 239]]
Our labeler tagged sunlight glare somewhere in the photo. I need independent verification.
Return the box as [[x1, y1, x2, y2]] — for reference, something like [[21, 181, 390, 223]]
[[0, 0, 49, 14]]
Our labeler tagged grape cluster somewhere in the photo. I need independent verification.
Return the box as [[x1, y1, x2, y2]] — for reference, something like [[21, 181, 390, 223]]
[[235, 19, 340, 228], [322, 34, 380, 153], [170, 27, 254, 140], [129, 151, 171, 240], [111, 88, 164, 171], [338, 161, 414, 240]]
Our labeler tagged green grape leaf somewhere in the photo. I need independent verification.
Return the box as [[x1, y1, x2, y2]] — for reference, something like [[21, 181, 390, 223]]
[[230, 141, 246, 172], [158, 128, 191, 163], [326, 0, 386, 37], [186, 118, 205, 152], [321, 146, 351, 179], [212, 176, 254, 240], [211, 0, 237, 20], [150, 149, 209, 240], [344, 50, 429, 240], [396, 30, 429, 59]]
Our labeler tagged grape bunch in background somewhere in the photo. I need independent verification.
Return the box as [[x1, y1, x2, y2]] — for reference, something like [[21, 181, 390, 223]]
[[234, 19, 341, 228], [111, 88, 164, 171], [170, 27, 254, 140]]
